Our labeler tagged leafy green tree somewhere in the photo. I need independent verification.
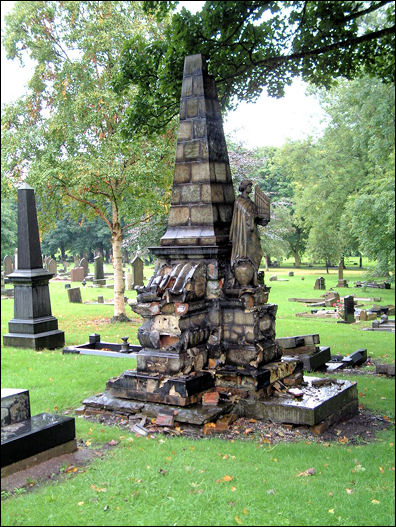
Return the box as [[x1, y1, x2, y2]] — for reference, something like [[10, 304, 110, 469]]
[[1, 198, 17, 261], [277, 75, 394, 276], [40, 214, 112, 261], [116, 0, 395, 135], [1, 1, 176, 320]]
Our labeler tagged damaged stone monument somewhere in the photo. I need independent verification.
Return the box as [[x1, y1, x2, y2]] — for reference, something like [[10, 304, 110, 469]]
[[3, 184, 65, 350], [83, 54, 358, 428]]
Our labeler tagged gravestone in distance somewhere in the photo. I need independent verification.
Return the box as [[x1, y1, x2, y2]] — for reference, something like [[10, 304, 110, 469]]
[[67, 287, 82, 303], [125, 272, 133, 291], [341, 295, 355, 323], [47, 258, 57, 277], [314, 277, 326, 290], [3, 255, 14, 276], [70, 267, 85, 282], [337, 258, 348, 288], [3, 183, 65, 350], [79, 257, 89, 278], [130, 255, 144, 288], [93, 255, 106, 286]]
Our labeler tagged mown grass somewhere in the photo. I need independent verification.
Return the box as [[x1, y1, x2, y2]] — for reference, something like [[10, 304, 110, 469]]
[[1, 264, 395, 526]]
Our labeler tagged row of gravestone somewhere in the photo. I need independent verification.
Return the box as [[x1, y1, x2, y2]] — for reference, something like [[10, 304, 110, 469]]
[[3, 253, 144, 282]]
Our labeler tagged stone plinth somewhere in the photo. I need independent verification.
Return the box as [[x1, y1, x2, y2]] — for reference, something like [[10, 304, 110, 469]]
[[1, 413, 76, 469]]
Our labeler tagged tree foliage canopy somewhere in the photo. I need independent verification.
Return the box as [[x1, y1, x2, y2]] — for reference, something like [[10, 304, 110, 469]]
[[115, 0, 395, 135]]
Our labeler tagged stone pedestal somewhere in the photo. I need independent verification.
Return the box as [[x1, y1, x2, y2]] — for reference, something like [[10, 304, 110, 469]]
[[3, 184, 64, 350]]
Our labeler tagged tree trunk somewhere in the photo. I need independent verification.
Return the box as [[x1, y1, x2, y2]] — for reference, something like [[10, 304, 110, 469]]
[[111, 206, 130, 322], [359, 254, 362, 268], [325, 260, 330, 274], [294, 250, 301, 268]]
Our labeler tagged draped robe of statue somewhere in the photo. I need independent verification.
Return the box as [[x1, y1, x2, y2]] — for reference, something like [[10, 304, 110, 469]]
[[230, 194, 263, 271]]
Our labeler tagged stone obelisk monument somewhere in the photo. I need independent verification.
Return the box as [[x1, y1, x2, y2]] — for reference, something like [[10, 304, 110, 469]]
[[3, 183, 65, 350]]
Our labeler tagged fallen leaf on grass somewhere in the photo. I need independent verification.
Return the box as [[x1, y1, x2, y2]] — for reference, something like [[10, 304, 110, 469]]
[[65, 465, 78, 473], [244, 428, 253, 435], [108, 439, 119, 446], [222, 475, 233, 482], [371, 499, 380, 505], [328, 509, 334, 514], [243, 508, 248, 515], [235, 515, 243, 525], [231, 486, 237, 492], [352, 464, 366, 473], [379, 466, 385, 474], [296, 467, 315, 477], [346, 488, 355, 494], [78, 501, 84, 506], [267, 489, 276, 495], [338, 436, 349, 444]]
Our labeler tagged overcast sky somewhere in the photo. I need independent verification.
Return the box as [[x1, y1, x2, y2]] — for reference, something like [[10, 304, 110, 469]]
[[1, 0, 327, 148]]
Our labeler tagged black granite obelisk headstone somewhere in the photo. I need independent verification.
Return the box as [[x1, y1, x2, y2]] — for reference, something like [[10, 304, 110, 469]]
[[3, 183, 65, 350]]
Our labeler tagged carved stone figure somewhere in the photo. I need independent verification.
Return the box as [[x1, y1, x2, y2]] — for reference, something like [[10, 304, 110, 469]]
[[230, 179, 267, 284]]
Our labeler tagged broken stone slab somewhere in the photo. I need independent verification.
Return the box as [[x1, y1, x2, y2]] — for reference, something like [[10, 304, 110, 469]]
[[1, 389, 31, 427], [81, 391, 232, 425], [288, 298, 323, 303], [282, 346, 331, 372], [233, 377, 358, 426], [341, 348, 367, 367]]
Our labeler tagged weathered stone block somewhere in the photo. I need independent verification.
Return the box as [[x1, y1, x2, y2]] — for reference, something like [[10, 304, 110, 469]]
[[178, 121, 192, 140], [191, 163, 210, 182], [181, 184, 201, 203], [176, 143, 184, 161], [190, 205, 215, 224], [171, 187, 181, 205], [174, 164, 191, 184], [184, 141, 200, 159], [193, 119, 206, 138], [168, 207, 190, 226], [67, 287, 82, 303], [181, 76, 192, 97], [192, 75, 204, 96], [186, 98, 199, 118]]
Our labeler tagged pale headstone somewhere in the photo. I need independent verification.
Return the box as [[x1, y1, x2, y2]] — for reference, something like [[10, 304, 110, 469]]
[[47, 258, 57, 276], [3, 255, 14, 276], [80, 258, 89, 277], [70, 267, 85, 282], [125, 272, 133, 291], [130, 255, 144, 287], [67, 287, 82, 303]]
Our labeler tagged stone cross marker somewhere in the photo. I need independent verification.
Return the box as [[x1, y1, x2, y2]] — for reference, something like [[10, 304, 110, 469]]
[[130, 255, 144, 287], [3, 255, 14, 276], [3, 183, 64, 349], [337, 258, 348, 287], [79, 258, 89, 278]]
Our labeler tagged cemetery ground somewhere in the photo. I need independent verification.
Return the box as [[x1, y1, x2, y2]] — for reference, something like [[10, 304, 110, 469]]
[[1, 263, 395, 526]]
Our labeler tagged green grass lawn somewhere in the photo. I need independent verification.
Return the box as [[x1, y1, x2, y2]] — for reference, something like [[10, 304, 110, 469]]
[[1, 264, 395, 526]]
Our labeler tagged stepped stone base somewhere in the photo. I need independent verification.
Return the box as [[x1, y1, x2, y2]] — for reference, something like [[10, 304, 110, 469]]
[[1, 413, 76, 468], [81, 376, 358, 427], [106, 370, 214, 406]]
